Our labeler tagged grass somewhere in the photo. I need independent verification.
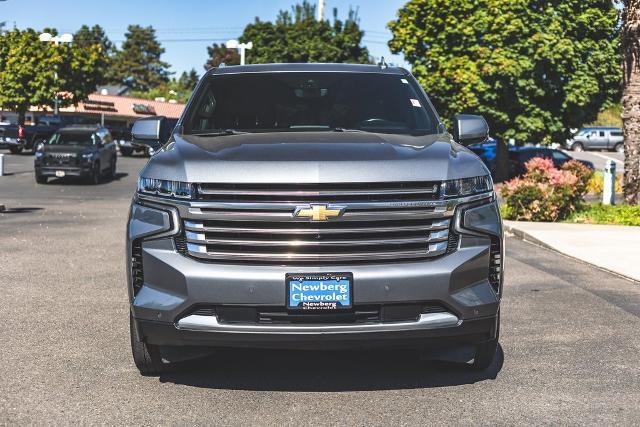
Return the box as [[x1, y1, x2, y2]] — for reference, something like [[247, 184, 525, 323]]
[[565, 203, 640, 226]]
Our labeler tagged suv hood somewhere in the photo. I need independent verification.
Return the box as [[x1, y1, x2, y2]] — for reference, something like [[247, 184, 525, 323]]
[[140, 132, 489, 183]]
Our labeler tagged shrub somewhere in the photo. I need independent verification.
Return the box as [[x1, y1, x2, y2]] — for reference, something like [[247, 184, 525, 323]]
[[561, 160, 594, 194], [567, 204, 640, 226], [501, 158, 588, 222], [586, 171, 623, 194]]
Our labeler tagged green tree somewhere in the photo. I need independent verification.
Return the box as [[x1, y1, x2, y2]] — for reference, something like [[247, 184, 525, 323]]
[[204, 43, 240, 69], [111, 25, 171, 91], [131, 69, 199, 104], [0, 28, 104, 124], [389, 0, 621, 179], [238, 1, 371, 64]]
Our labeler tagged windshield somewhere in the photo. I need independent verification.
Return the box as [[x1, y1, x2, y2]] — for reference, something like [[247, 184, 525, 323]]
[[184, 72, 439, 135], [48, 131, 96, 146]]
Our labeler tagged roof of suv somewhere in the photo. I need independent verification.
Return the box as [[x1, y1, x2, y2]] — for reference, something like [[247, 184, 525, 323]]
[[209, 63, 409, 75], [58, 124, 105, 132]]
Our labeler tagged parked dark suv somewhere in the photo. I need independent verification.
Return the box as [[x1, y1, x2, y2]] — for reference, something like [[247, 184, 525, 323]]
[[34, 125, 117, 184], [126, 63, 503, 375]]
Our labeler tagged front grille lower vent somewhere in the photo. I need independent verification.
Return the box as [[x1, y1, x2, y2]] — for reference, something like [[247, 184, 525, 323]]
[[182, 303, 447, 325], [131, 241, 144, 295], [489, 237, 502, 294]]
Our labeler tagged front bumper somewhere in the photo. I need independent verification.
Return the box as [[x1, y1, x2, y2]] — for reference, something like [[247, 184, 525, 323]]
[[35, 165, 92, 177], [127, 196, 503, 350]]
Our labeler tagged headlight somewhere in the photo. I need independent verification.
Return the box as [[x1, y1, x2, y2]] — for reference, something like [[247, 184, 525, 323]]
[[137, 177, 193, 199], [35, 151, 44, 158], [442, 175, 493, 198], [82, 152, 95, 161]]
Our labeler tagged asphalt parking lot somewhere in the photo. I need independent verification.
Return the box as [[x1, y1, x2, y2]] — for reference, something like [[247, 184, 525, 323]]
[[562, 149, 625, 172], [1, 152, 639, 424]]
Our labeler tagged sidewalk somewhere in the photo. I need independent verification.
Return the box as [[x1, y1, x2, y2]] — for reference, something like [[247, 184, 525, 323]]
[[504, 220, 640, 282]]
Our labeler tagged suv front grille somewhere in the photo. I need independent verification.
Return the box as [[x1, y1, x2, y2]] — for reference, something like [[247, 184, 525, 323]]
[[178, 182, 454, 264], [44, 153, 78, 166]]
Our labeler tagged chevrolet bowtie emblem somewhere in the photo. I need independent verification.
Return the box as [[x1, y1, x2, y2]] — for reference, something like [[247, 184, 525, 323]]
[[294, 204, 345, 221]]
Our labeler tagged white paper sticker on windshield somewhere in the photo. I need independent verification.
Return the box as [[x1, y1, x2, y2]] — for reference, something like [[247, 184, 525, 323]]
[[400, 78, 409, 84], [410, 98, 421, 107]]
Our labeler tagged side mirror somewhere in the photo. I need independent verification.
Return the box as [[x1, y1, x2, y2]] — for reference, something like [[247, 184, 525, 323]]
[[452, 114, 489, 146], [131, 116, 171, 150]]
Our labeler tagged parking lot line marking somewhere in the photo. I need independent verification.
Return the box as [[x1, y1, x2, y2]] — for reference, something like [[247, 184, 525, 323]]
[[590, 152, 624, 166]]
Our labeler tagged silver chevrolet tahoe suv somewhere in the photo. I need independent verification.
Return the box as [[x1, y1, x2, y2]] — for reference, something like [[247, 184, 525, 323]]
[[127, 63, 503, 376]]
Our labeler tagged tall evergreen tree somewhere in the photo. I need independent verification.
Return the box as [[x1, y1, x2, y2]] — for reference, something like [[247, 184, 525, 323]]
[[111, 25, 171, 91], [204, 43, 240, 69]]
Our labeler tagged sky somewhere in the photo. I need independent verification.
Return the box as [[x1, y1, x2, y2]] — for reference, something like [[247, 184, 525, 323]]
[[0, 0, 409, 77]]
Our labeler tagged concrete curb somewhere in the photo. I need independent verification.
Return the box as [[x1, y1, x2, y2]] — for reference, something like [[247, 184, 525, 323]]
[[504, 222, 639, 284]]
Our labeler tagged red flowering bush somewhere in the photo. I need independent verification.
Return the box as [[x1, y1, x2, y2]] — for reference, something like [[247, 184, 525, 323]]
[[501, 157, 590, 222]]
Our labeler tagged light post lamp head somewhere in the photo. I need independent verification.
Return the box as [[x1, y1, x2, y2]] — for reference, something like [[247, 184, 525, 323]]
[[39, 32, 53, 42]]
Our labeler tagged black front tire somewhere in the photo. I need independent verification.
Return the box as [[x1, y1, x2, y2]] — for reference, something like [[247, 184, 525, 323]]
[[120, 147, 134, 156], [9, 146, 23, 154], [571, 142, 584, 152], [470, 314, 500, 371], [108, 158, 116, 179], [614, 143, 624, 154], [35, 174, 48, 184], [470, 339, 499, 371], [87, 162, 101, 185], [130, 313, 168, 376]]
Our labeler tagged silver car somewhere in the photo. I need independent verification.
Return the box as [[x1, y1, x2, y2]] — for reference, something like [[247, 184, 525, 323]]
[[566, 127, 624, 152], [126, 63, 503, 375]]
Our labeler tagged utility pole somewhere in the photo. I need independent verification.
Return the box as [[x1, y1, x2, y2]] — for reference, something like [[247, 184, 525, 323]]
[[317, 0, 325, 21], [226, 39, 253, 66], [39, 32, 73, 115]]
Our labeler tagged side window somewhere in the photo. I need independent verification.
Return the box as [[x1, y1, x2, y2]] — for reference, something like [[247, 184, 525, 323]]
[[102, 131, 112, 144], [599, 131, 605, 138], [611, 131, 623, 137], [551, 150, 569, 161]]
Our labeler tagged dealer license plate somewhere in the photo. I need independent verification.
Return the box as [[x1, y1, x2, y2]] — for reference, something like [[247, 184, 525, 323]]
[[286, 273, 353, 311]]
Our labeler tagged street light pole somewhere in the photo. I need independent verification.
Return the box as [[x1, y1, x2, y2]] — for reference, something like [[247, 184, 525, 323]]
[[39, 32, 73, 116], [226, 39, 253, 66]]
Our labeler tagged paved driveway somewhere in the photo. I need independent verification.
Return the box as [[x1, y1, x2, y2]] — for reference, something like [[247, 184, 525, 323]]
[[1, 152, 639, 424]]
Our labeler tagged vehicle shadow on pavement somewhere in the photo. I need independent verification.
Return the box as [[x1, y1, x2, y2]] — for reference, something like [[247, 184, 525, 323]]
[[0, 207, 44, 214], [159, 345, 504, 391]]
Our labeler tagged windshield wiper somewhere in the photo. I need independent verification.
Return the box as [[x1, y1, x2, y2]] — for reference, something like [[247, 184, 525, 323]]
[[191, 129, 248, 137], [332, 127, 368, 133]]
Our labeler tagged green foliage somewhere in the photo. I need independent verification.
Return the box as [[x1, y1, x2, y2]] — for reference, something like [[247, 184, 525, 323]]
[[204, 43, 240, 70], [566, 203, 640, 226], [388, 0, 622, 143], [110, 25, 171, 91], [239, 1, 371, 64], [0, 28, 106, 122], [74, 25, 115, 85], [587, 103, 622, 127], [131, 69, 199, 104], [501, 158, 591, 221]]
